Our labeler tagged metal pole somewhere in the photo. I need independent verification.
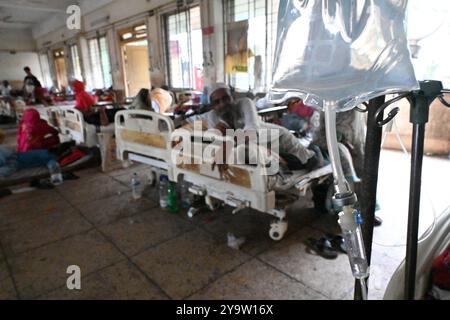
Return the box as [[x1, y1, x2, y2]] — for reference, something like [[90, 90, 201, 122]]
[[354, 95, 385, 300], [402, 80, 444, 299], [404, 123, 425, 299]]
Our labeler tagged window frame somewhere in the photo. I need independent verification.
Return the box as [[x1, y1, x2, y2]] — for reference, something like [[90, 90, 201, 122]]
[[87, 34, 112, 90], [69, 43, 83, 82], [223, 0, 279, 92], [38, 51, 53, 89], [162, 4, 203, 90]]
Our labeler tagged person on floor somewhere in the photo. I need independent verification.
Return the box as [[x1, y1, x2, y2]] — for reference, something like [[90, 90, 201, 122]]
[[17, 109, 60, 153], [0, 129, 57, 179]]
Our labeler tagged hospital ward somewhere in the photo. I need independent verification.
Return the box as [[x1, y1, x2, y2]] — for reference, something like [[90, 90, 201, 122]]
[[0, 0, 449, 302]]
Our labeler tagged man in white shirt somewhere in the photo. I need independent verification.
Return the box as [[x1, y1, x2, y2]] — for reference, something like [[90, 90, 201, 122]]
[[194, 83, 319, 171], [0, 81, 12, 96]]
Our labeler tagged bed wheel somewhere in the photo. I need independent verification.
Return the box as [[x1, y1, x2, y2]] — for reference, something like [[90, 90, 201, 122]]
[[187, 207, 200, 218], [147, 171, 157, 187], [269, 221, 288, 241]]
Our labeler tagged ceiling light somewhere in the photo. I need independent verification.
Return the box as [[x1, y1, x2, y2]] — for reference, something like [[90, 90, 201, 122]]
[[134, 25, 147, 31], [122, 32, 133, 40]]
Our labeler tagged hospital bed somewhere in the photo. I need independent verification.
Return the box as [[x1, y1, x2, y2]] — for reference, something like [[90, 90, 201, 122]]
[[12, 102, 104, 148], [115, 109, 175, 182], [115, 109, 333, 241], [0, 98, 14, 119], [171, 130, 332, 241], [58, 107, 115, 148]]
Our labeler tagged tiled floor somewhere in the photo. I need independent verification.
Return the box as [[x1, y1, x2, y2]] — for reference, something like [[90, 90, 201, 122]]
[[0, 150, 448, 300]]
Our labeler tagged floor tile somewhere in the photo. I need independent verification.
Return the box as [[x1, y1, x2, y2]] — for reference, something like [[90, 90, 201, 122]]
[[367, 247, 403, 300], [0, 260, 9, 281], [0, 208, 92, 256], [9, 230, 125, 299], [191, 259, 325, 300], [57, 175, 129, 204], [75, 191, 158, 226], [259, 227, 354, 300], [133, 229, 251, 299], [41, 261, 168, 300], [0, 277, 17, 300], [99, 209, 193, 256], [0, 193, 71, 228], [107, 163, 148, 178]]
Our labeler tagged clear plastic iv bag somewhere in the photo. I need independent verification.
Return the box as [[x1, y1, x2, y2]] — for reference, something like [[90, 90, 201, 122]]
[[269, 0, 419, 111]]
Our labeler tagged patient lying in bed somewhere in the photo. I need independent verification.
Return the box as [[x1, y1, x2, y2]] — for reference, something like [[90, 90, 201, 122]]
[[185, 83, 323, 174]]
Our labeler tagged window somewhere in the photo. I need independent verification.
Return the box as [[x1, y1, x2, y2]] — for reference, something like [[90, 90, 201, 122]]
[[407, 0, 450, 87], [39, 53, 53, 88], [119, 24, 148, 43], [164, 6, 204, 90], [70, 44, 83, 81], [224, 0, 279, 91], [88, 36, 112, 89]]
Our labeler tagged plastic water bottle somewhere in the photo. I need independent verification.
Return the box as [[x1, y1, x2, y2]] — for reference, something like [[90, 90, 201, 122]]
[[167, 182, 179, 214], [131, 173, 142, 200], [48, 161, 63, 186], [159, 175, 169, 209], [179, 180, 192, 209]]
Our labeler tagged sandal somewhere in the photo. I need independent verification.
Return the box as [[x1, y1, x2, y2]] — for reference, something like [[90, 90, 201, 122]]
[[62, 172, 79, 180], [0, 189, 12, 199], [30, 179, 55, 190], [305, 237, 338, 260], [325, 233, 347, 254]]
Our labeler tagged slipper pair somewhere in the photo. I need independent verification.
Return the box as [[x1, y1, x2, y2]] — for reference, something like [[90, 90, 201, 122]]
[[30, 179, 55, 190], [305, 234, 347, 260]]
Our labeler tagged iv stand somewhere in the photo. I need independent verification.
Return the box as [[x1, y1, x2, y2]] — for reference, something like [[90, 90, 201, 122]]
[[355, 80, 446, 300]]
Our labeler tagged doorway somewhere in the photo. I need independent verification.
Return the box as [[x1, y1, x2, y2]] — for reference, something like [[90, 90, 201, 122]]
[[53, 48, 68, 91], [119, 24, 151, 97]]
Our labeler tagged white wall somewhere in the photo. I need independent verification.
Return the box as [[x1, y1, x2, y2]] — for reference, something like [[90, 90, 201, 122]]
[[32, 0, 226, 91], [0, 29, 42, 87], [0, 52, 43, 85], [0, 28, 36, 52]]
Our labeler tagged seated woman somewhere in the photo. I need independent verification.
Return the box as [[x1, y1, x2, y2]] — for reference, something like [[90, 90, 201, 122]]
[[17, 109, 60, 153], [72, 79, 96, 113], [71, 80, 122, 126], [280, 99, 320, 136], [24, 80, 53, 107]]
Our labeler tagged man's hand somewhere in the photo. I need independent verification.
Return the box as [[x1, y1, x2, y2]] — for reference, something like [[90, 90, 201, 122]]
[[215, 122, 229, 135]]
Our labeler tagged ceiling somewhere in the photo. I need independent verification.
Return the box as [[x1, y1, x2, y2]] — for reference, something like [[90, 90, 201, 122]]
[[0, 0, 77, 29]]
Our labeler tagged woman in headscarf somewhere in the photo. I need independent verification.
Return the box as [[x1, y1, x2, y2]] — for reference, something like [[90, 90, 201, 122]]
[[129, 87, 173, 114], [129, 88, 151, 110], [17, 108, 60, 153], [150, 88, 173, 113], [72, 80, 96, 114]]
